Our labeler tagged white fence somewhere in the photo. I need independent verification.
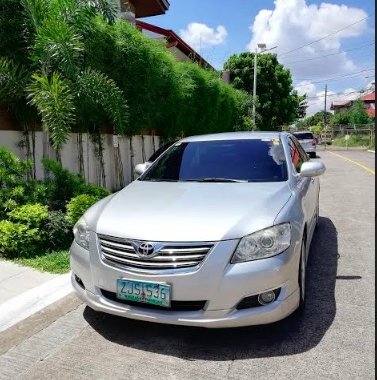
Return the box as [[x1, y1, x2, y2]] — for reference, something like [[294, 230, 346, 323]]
[[0, 130, 160, 190]]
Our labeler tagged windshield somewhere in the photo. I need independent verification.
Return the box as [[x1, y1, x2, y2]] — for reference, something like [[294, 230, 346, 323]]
[[140, 139, 288, 183], [293, 133, 314, 140]]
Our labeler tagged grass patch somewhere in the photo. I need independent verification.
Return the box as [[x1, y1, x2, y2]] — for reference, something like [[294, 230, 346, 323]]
[[15, 250, 70, 274], [333, 135, 371, 148]]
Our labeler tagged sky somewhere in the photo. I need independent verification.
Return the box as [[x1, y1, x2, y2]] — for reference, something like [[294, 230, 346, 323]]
[[142, 0, 375, 116]]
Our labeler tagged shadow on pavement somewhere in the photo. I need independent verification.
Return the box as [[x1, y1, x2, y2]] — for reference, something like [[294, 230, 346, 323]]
[[84, 217, 338, 360]]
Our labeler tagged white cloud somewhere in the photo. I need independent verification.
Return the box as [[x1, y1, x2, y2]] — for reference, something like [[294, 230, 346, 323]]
[[295, 80, 362, 115], [180, 23, 228, 50], [248, 0, 369, 78]]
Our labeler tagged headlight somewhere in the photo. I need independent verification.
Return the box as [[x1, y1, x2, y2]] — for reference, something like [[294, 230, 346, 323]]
[[73, 217, 90, 250], [231, 223, 291, 263]]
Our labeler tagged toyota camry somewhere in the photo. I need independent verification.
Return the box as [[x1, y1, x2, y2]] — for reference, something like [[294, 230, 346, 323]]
[[70, 132, 326, 328]]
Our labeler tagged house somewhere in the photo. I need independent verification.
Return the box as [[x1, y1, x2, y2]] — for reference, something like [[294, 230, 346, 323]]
[[330, 99, 353, 114], [135, 21, 214, 69], [119, 0, 170, 22], [330, 91, 376, 119], [360, 92, 376, 118]]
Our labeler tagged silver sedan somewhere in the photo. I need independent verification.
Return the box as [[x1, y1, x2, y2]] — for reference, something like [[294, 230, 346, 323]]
[[70, 132, 326, 328]]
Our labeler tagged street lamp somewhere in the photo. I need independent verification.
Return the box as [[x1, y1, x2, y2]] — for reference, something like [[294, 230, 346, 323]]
[[252, 43, 277, 128]]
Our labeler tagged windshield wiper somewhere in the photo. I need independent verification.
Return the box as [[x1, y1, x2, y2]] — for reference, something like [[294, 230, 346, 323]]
[[144, 179, 179, 182], [182, 178, 247, 183]]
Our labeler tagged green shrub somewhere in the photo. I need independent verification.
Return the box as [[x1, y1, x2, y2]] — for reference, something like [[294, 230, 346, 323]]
[[0, 147, 32, 218], [66, 194, 102, 225], [42, 159, 109, 211], [82, 183, 111, 198], [0, 220, 42, 257], [8, 204, 48, 227], [42, 211, 73, 250]]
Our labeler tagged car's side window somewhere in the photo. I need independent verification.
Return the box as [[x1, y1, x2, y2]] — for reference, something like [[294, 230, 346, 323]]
[[288, 137, 308, 173]]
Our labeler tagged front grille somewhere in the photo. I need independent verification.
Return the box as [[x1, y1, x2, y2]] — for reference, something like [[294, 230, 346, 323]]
[[101, 290, 206, 311], [98, 234, 213, 271]]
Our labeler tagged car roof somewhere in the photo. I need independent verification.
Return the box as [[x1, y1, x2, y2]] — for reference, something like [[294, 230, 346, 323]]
[[293, 131, 313, 134], [180, 131, 283, 143]]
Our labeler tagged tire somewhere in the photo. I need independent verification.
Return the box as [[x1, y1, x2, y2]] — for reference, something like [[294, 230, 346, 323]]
[[298, 237, 307, 310], [309, 152, 317, 159]]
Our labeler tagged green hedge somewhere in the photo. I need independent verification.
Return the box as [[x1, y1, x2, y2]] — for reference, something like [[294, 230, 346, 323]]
[[85, 18, 251, 137]]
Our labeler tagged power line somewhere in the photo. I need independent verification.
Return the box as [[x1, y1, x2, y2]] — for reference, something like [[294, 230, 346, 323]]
[[294, 68, 375, 87], [306, 89, 364, 100], [283, 41, 375, 65], [278, 14, 374, 58]]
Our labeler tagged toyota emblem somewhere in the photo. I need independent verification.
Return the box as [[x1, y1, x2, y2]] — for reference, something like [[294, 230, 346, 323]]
[[137, 243, 156, 258]]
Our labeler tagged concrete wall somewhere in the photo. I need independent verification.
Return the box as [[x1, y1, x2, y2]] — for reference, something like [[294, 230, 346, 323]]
[[0, 130, 160, 190]]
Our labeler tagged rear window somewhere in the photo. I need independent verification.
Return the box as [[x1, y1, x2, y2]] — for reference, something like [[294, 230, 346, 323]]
[[141, 139, 288, 183], [293, 132, 314, 140]]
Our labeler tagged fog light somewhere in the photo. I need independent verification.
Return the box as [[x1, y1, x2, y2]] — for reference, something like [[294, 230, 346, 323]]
[[75, 275, 85, 290], [258, 291, 276, 305]]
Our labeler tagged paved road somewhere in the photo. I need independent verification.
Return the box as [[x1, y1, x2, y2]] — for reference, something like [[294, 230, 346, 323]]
[[0, 151, 375, 380]]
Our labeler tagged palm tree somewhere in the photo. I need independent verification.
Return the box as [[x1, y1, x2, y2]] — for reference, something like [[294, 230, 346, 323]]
[[0, 0, 129, 165]]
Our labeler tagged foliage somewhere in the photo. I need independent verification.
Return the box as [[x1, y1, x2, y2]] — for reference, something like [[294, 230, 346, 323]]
[[1, 0, 250, 152], [224, 52, 305, 130], [333, 134, 371, 148], [0, 147, 109, 260], [0, 147, 31, 217], [300, 111, 334, 129], [348, 100, 372, 125], [27, 73, 76, 153], [8, 203, 48, 227], [309, 125, 324, 136], [66, 194, 103, 225], [42, 211, 73, 250], [42, 158, 109, 211], [332, 111, 351, 125], [0, 220, 42, 257], [331, 100, 372, 126], [15, 250, 70, 273]]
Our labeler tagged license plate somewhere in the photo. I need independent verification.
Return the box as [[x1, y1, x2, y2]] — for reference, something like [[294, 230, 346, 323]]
[[116, 279, 171, 308]]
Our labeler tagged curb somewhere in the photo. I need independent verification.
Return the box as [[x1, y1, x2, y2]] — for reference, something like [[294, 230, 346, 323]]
[[367, 150, 375, 153], [0, 273, 73, 333]]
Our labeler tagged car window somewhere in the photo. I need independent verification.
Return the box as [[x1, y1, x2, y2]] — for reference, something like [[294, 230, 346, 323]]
[[293, 132, 314, 140], [147, 141, 177, 162], [141, 139, 288, 183], [288, 137, 308, 173]]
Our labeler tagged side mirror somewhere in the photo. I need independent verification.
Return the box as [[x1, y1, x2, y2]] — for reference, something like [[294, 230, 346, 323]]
[[300, 161, 326, 178], [134, 162, 151, 177]]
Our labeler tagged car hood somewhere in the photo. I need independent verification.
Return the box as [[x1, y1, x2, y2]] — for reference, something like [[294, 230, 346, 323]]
[[95, 181, 292, 242]]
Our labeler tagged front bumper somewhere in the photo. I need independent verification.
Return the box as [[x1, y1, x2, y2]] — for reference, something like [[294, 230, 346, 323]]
[[70, 234, 301, 328]]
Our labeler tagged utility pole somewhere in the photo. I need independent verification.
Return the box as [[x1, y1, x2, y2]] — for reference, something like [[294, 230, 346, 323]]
[[324, 84, 328, 127], [252, 44, 277, 129], [252, 47, 258, 128]]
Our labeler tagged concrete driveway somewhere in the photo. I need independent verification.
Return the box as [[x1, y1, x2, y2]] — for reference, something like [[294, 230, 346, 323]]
[[0, 151, 375, 380]]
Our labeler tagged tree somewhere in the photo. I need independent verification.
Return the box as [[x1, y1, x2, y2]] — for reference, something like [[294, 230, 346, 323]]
[[224, 52, 304, 130], [300, 111, 334, 129], [348, 99, 372, 125], [0, 0, 128, 161]]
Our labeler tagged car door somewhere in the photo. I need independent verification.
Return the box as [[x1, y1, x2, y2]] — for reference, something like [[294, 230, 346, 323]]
[[288, 137, 318, 247]]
